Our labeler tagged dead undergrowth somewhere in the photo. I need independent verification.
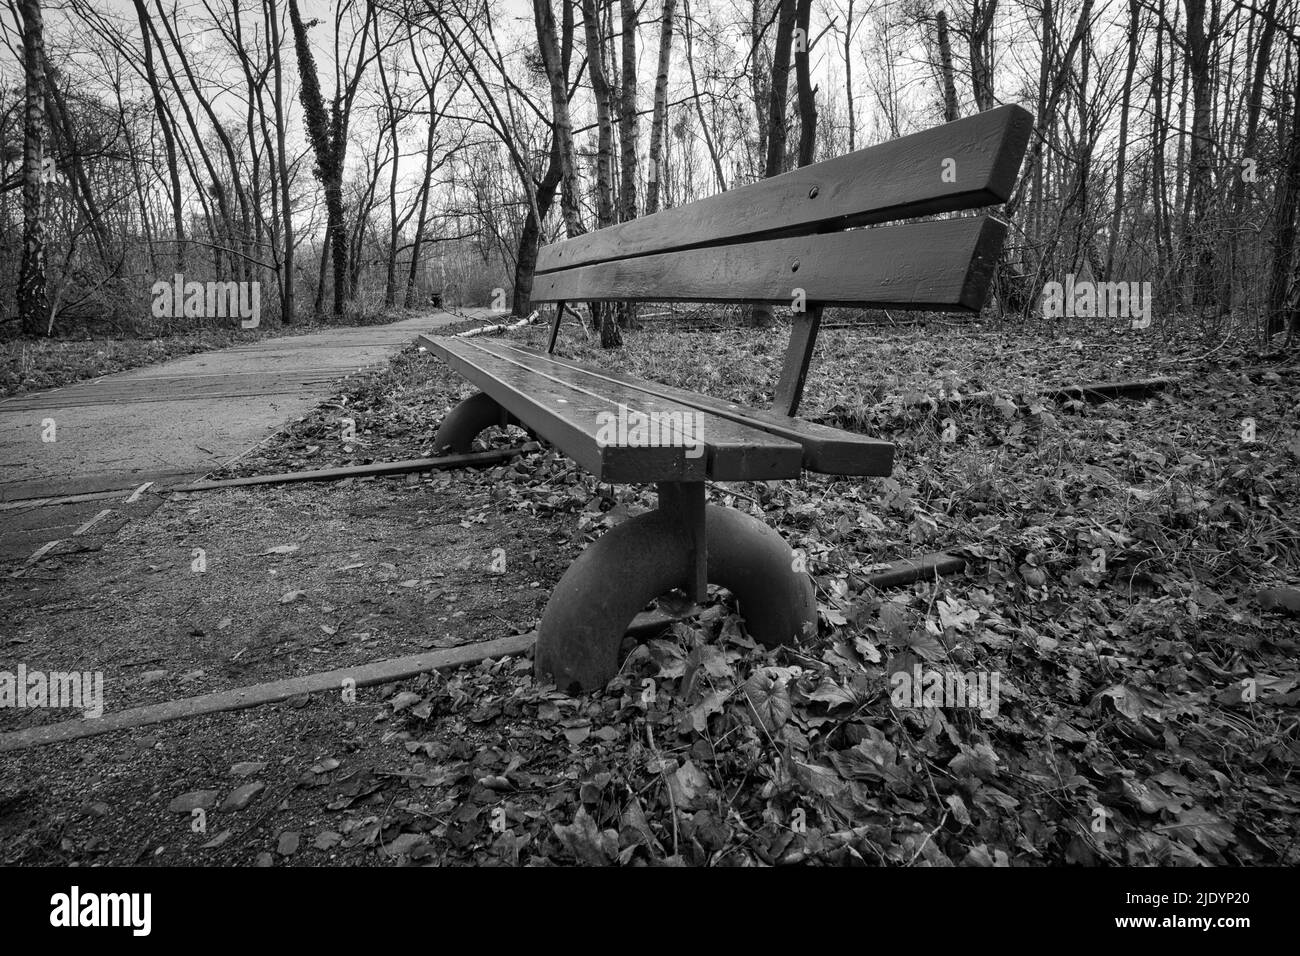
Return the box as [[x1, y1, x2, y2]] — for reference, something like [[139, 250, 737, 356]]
[[3, 316, 1297, 865]]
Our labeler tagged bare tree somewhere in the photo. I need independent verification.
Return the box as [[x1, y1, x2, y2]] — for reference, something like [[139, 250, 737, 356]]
[[840, 0, 859, 149], [18, 0, 47, 335], [1268, 31, 1300, 340], [534, 0, 584, 235], [793, 0, 815, 166], [646, 0, 676, 213], [288, 0, 374, 318], [1180, 0, 1217, 308], [764, 0, 796, 176], [267, 0, 296, 323], [968, 0, 997, 111], [1104, 0, 1140, 280], [618, 0, 638, 221], [936, 8, 959, 122], [581, 0, 622, 346]]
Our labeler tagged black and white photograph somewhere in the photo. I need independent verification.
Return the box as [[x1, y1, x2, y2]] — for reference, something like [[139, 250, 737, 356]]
[[0, 0, 1296, 910]]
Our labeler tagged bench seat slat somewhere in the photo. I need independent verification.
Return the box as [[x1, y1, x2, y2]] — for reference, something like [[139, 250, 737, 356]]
[[536, 105, 1031, 274], [533, 217, 1005, 311], [420, 336, 805, 483], [472, 341, 894, 476]]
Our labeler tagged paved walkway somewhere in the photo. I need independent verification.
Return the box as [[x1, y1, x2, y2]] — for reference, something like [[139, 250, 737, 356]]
[[0, 309, 473, 561]]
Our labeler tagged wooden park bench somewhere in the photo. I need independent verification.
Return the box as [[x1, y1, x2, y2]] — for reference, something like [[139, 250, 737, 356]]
[[419, 105, 1032, 695]]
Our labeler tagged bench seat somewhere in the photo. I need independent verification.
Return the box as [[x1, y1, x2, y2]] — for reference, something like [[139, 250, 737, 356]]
[[421, 335, 894, 478], [420, 334, 806, 482], [435, 338, 894, 476], [505, 343, 894, 475]]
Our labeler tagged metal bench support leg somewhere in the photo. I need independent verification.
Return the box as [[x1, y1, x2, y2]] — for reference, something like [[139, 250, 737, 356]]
[[546, 300, 567, 354], [535, 503, 815, 695], [656, 481, 706, 602], [774, 304, 824, 417], [432, 391, 522, 454]]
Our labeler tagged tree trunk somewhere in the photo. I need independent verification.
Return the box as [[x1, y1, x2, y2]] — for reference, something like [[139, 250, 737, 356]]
[[131, 0, 185, 274], [646, 0, 676, 214], [513, 139, 564, 317], [794, 0, 815, 166], [1151, 0, 1170, 283], [1032, 0, 1052, 248], [747, 0, 797, 328], [267, 0, 295, 324], [288, 0, 348, 318], [616, 0, 640, 328], [1104, 0, 1140, 279], [1222, 0, 1276, 314], [1181, 0, 1216, 309], [1174, 28, 1189, 259], [968, 0, 998, 112], [936, 9, 959, 123], [377, 37, 401, 308], [405, 110, 439, 309], [1267, 59, 1300, 341], [18, 0, 48, 336], [534, 0, 585, 237], [844, 0, 856, 149], [582, 0, 616, 229], [618, 0, 639, 221], [581, 0, 621, 347], [764, 0, 797, 177]]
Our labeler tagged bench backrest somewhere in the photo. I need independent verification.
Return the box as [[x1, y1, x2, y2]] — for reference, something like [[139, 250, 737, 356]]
[[534, 105, 1032, 313]]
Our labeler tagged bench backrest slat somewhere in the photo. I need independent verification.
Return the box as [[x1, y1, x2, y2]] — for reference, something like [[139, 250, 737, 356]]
[[535, 105, 1031, 277], [534, 217, 1005, 311]]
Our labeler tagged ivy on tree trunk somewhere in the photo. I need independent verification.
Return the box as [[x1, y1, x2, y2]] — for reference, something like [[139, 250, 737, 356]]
[[18, 0, 48, 336], [288, 0, 349, 319]]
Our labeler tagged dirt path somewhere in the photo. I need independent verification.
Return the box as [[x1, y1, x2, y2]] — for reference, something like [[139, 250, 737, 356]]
[[0, 310, 478, 561]]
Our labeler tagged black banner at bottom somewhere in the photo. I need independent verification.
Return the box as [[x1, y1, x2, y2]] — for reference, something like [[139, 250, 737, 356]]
[[0, 865, 1284, 943]]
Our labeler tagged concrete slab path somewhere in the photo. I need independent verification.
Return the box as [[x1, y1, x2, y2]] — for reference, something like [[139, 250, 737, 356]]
[[0, 309, 477, 561]]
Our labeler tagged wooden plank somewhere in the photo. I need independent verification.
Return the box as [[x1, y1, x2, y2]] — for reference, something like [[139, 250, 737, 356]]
[[168, 446, 535, 492], [0, 487, 154, 511], [11, 539, 62, 576], [537, 105, 1032, 273], [73, 509, 114, 536], [774, 305, 824, 417], [533, 217, 1007, 311], [0, 550, 969, 750], [125, 481, 154, 503], [863, 552, 967, 589], [903, 377, 1174, 410], [1046, 378, 1171, 402], [483, 342, 894, 475], [0, 634, 536, 754], [421, 336, 805, 482]]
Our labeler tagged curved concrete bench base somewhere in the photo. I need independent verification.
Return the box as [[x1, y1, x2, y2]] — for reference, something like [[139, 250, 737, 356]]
[[433, 390, 526, 454], [536, 504, 815, 695]]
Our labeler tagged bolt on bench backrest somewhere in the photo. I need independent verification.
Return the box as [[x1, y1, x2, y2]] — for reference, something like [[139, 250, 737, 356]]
[[533, 105, 1032, 312]]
